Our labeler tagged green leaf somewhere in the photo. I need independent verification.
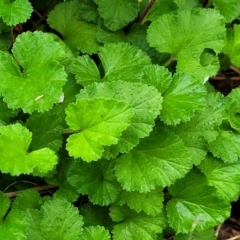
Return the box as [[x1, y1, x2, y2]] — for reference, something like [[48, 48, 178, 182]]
[[173, 0, 201, 10], [0, 123, 58, 176], [140, 65, 172, 94], [47, 0, 99, 54], [147, 9, 225, 79], [0, 98, 18, 125], [12, 189, 42, 211], [208, 130, 240, 163], [167, 92, 226, 165], [80, 0, 99, 23], [115, 126, 192, 192], [71, 42, 151, 85], [0, 191, 10, 219], [80, 226, 111, 240], [0, 31, 67, 113], [160, 73, 207, 125], [27, 198, 83, 240], [116, 187, 164, 216], [223, 24, 240, 67], [0, 0, 32, 26], [167, 169, 230, 233], [94, 0, 139, 31], [110, 205, 167, 240], [77, 81, 162, 158], [26, 112, 63, 152], [0, 210, 28, 240], [45, 158, 79, 203], [198, 154, 240, 202], [141, 0, 177, 23], [68, 159, 121, 206], [213, 0, 240, 22], [175, 228, 216, 240], [80, 203, 114, 230], [65, 97, 134, 161]]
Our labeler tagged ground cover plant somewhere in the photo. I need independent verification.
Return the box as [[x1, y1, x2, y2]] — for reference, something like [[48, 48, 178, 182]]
[[0, 0, 240, 239]]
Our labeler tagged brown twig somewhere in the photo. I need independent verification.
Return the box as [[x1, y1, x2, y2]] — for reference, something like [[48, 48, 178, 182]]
[[138, 0, 157, 24], [230, 64, 240, 75]]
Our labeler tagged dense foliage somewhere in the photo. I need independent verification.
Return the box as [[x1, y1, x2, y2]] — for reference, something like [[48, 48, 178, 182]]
[[0, 0, 240, 239]]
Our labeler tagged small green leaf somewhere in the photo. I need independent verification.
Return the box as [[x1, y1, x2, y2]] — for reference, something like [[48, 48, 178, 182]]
[[68, 159, 121, 206], [47, 0, 99, 54], [0, 0, 33, 26], [0, 123, 58, 176], [198, 154, 240, 202], [0, 31, 67, 113], [167, 169, 230, 233], [208, 130, 240, 163], [65, 98, 134, 161], [110, 205, 167, 240], [80, 0, 99, 23], [116, 187, 164, 216], [115, 126, 192, 192], [161, 73, 207, 125], [80, 226, 111, 240], [94, 0, 139, 31], [173, 0, 201, 10], [175, 228, 216, 240]]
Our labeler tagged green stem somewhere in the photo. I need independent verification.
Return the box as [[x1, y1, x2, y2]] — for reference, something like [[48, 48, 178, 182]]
[[62, 128, 81, 134], [138, 0, 157, 24], [163, 56, 175, 67]]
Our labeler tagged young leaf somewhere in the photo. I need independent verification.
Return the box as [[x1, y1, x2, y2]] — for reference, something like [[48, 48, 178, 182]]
[[77, 81, 162, 157], [0, 0, 32, 26], [115, 127, 192, 192], [160, 73, 207, 125], [26, 198, 83, 240], [80, 203, 114, 230], [0, 31, 67, 113], [94, 0, 139, 31], [47, 0, 99, 54], [213, 0, 240, 23], [147, 9, 225, 79], [167, 92, 226, 165], [110, 205, 167, 240], [80, 226, 111, 240], [0, 210, 28, 240], [198, 154, 240, 202], [70, 42, 151, 85], [0, 123, 58, 176], [167, 169, 230, 233], [65, 97, 134, 161], [26, 112, 63, 152], [68, 159, 121, 206], [116, 187, 164, 216], [208, 130, 240, 163]]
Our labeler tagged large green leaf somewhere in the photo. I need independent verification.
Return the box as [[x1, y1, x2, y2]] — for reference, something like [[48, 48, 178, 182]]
[[68, 159, 121, 206], [77, 81, 162, 158], [147, 9, 225, 80], [161, 73, 207, 125], [110, 205, 167, 240], [65, 97, 134, 161], [94, 0, 139, 31], [198, 155, 240, 201], [115, 126, 192, 192], [0, 31, 67, 113], [47, 0, 99, 54], [0, 123, 58, 176], [0, 0, 32, 26], [167, 169, 230, 233]]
